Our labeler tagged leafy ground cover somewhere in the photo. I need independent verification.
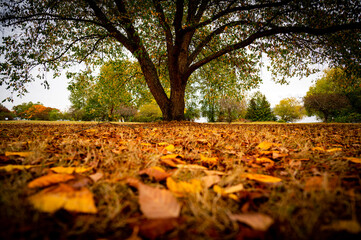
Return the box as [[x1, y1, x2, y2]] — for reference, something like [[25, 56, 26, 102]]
[[0, 121, 360, 240]]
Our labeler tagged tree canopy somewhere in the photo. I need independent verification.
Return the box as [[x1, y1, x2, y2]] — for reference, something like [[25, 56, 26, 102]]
[[1, 0, 360, 120], [274, 97, 305, 122]]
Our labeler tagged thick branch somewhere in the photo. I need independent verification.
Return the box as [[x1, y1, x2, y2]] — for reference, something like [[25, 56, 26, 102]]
[[187, 22, 361, 77], [152, 0, 173, 48]]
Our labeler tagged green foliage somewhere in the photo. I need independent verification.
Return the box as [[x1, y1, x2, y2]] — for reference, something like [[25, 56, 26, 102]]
[[12, 102, 60, 120], [304, 68, 361, 122], [67, 60, 151, 121], [134, 103, 162, 122], [184, 104, 200, 122], [274, 97, 305, 122], [245, 92, 276, 121]]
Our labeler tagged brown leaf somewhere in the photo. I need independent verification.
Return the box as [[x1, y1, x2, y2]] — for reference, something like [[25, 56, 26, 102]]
[[5, 151, 34, 157], [201, 175, 221, 188], [138, 182, 181, 219], [321, 220, 361, 234], [89, 172, 103, 182], [137, 218, 179, 240], [139, 167, 172, 181], [229, 212, 274, 231]]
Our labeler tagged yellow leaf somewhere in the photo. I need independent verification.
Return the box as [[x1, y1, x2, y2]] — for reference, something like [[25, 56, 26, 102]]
[[176, 164, 208, 170], [5, 151, 34, 157], [311, 147, 325, 151], [243, 173, 282, 183], [326, 148, 342, 153], [164, 144, 175, 152], [28, 173, 75, 188], [157, 142, 169, 146], [345, 157, 361, 164], [50, 166, 93, 174], [166, 177, 202, 197], [28, 184, 97, 214], [255, 157, 275, 167], [141, 142, 152, 146], [257, 142, 274, 150], [160, 154, 184, 160], [224, 183, 244, 194], [200, 154, 218, 165], [0, 164, 37, 172]]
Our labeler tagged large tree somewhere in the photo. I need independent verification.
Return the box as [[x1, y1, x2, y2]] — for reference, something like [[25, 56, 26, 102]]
[[1, 0, 360, 120]]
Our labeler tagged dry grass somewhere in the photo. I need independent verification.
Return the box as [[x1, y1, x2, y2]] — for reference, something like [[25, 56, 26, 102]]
[[0, 121, 360, 239]]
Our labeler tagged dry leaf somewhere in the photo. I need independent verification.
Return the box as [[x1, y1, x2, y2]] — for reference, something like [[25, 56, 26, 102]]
[[28, 183, 97, 214], [89, 172, 103, 182], [5, 151, 34, 157], [137, 218, 179, 240], [326, 148, 342, 153], [138, 182, 181, 219], [201, 175, 221, 188], [139, 167, 172, 181], [257, 142, 274, 150], [200, 154, 218, 165], [176, 164, 208, 170], [164, 144, 175, 152], [243, 173, 282, 183], [204, 170, 227, 176], [345, 157, 361, 164], [311, 147, 325, 151], [160, 154, 184, 160], [0, 164, 37, 172], [50, 166, 93, 174], [321, 220, 361, 234], [28, 173, 75, 188], [166, 177, 202, 197], [229, 213, 274, 231], [304, 176, 338, 192]]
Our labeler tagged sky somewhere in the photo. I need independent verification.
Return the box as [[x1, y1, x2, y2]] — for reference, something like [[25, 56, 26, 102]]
[[0, 63, 325, 122]]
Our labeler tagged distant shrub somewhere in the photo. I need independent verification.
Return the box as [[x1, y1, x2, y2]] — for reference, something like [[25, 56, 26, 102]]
[[134, 103, 162, 122]]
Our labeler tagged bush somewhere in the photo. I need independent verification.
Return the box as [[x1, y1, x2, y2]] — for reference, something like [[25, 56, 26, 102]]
[[0, 104, 15, 120], [332, 112, 361, 123], [134, 103, 162, 122]]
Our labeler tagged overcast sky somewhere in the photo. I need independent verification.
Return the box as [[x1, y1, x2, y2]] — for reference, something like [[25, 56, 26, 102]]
[[0, 63, 325, 122]]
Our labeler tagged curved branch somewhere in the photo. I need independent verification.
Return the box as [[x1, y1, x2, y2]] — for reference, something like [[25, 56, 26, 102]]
[[187, 22, 361, 77]]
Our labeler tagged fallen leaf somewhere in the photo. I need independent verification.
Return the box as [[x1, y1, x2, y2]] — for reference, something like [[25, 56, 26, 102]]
[[200, 154, 218, 165], [213, 184, 244, 201], [321, 220, 361, 234], [28, 173, 75, 188], [311, 147, 325, 151], [255, 157, 275, 168], [229, 213, 274, 231], [137, 218, 180, 240], [243, 173, 282, 183], [138, 182, 181, 219], [139, 167, 172, 181], [50, 166, 93, 174], [0, 164, 37, 172], [345, 157, 361, 164], [176, 164, 208, 170], [204, 170, 227, 176], [201, 175, 221, 188], [164, 144, 175, 152], [326, 148, 342, 153], [157, 142, 169, 146], [89, 172, 103, 182], [5, 151, 34, 157], [257, 142, 274, 151], [166, 177, 202, 197], [304, 176, 338, 192], [160, 154, 184, 160], [28, 183, 97, 214]]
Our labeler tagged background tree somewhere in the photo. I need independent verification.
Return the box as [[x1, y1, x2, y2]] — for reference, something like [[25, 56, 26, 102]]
[[303, 68, 361, 122], [219, 97, 247, 123], [0, 104, 15, 120], [246, 91, 276, 121], [1, 1, 360, 120], [274, 97, 305, 122], [12, 102, 37, 119]]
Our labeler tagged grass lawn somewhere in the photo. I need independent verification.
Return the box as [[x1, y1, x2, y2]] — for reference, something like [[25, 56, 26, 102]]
[[0, 121, 360, 239]]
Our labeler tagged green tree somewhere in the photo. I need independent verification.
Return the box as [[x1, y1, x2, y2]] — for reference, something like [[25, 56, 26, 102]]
[[303, 68, 361, 122], [246, 92, 276, 121], [135, 103, 162, 122], [274, 97, 305, 122], [13, 102, 37, 119], [219, 97, 247, 123], [1, 1, 360, 120]]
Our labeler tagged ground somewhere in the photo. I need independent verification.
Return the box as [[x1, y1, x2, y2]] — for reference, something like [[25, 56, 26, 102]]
[[0, 121, 360, 240]]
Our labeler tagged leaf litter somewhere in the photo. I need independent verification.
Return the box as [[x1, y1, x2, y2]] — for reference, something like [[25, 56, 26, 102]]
[[0, 122, 361, 239]]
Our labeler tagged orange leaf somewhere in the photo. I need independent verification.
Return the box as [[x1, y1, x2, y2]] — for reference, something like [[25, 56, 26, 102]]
[[345, 157, 361, 164], [0, 164, 37, 172], [243, 173, 282, 183], [201, 175, 221, 188], [200, 154, 218, 165], [50, 166, 93, 174], [139, 166, 172, 181], [137, 218, 180, 239], [164, 144, 175, 152], [138, 182, 181, 219], [28, 173, 75, 188]]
